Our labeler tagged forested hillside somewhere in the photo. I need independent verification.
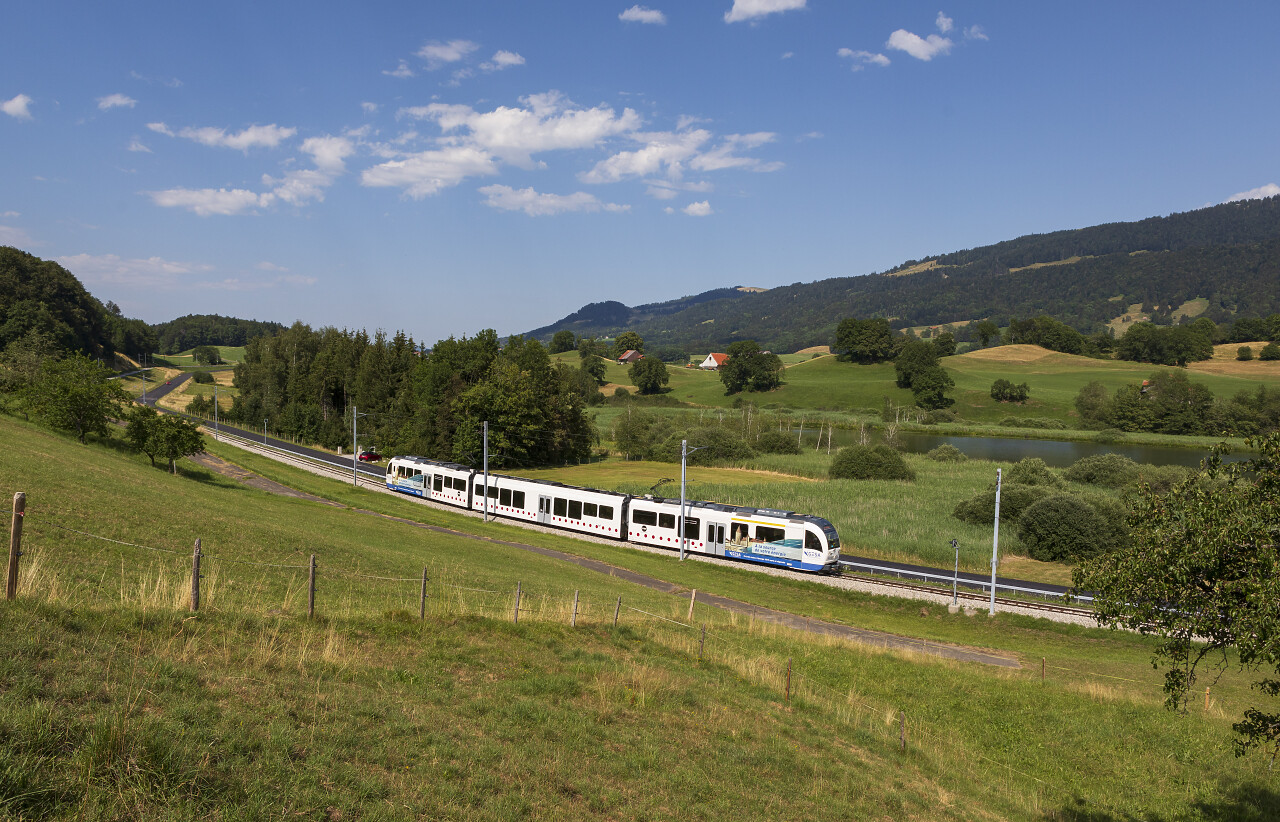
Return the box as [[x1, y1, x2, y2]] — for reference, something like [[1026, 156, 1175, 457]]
[[524, 197, 1280, 353], [153, 314, 286, 353], [0, 246, 154, 358]]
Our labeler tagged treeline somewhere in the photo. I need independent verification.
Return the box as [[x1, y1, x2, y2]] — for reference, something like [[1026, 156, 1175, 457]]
[[1, 247, 155, 360], [224, 324, 597, 467], [1075, 372, 1280, 436], [153, 314, 286, 354]]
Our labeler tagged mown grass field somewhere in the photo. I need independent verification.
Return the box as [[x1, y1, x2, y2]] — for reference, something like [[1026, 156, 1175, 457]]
[[3, 412, 1278, 819], [152, 346, 247, 368]]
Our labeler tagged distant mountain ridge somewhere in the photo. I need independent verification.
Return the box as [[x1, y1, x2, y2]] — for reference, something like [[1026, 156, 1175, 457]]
[[521, 197, 1280, 353]]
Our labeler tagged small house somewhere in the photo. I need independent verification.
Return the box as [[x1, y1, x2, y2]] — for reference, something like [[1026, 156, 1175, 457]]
[[617, 350, 644, 364], [700, 353, 729, 370]]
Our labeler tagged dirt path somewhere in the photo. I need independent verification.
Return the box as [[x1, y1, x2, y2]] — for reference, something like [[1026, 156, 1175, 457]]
[[194, 450, 1019, 669]]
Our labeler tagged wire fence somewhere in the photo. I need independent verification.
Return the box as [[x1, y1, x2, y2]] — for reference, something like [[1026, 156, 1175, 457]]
[[7, 498, 1228, 813]]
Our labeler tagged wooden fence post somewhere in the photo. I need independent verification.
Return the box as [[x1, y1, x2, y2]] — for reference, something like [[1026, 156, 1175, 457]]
[[513, 581, 521, 624], [7, 492, 25, 601], [190, 538, 201, 612], [699, 624, 705, 660], [687, 589, 697, 621], [420, 568, 429, 620], [1205, 687, 1210, 711], [613, 596, 621, 628], [308, 554, 316, 618], [1042, 657, 1045, 683], [571, 590, 579, 627]]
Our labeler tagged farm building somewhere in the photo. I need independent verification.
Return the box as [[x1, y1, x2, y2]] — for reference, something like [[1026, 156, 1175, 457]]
[[699, 353, 729, 370]]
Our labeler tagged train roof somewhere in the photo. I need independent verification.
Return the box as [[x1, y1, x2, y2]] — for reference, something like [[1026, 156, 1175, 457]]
[[391, 455, 474, 473]]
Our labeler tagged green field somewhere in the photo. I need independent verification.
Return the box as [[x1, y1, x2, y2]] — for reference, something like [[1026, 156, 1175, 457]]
[[3, 413, 1278, 819], [152, 346, 246, 369]]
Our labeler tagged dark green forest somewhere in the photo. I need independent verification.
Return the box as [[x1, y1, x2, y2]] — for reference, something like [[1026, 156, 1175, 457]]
[[523, 198, 1280, 353], [153, 314, 286, 353]]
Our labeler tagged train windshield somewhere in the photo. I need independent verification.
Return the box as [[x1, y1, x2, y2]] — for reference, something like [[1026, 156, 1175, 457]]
[[822, 523, 840, 549]]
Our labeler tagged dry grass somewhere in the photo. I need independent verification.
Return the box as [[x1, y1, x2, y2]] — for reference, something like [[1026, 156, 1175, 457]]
[[1008, 255, 1091, 273], [954, 344, 1063, 364], [887, 259, 945, 277], [1186, 342, 1280, 377], [794, 345, 831, 355]]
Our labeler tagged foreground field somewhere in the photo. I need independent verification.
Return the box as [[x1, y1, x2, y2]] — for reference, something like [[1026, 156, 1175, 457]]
[[2, 414, 1278, 819]]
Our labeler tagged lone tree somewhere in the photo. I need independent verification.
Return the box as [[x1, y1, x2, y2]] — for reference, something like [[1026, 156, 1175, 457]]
[[629, 357, 669, 395], [191, 345, 223, 365], [126, 405, 206, 472], [24, 354, 130, 443], [1074, 433, 1280, 760], [612, 331, 644, 358], [719, 340, 783, 395], [833, 317, 895, 363], [548, 330, 576, 354]]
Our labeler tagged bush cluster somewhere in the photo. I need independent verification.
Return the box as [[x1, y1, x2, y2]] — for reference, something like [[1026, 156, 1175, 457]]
[[952, 483, 1053, 525], [999, 416, 1068, 430], [755, 429, 801, 455], [926, 443, 967, 462], [191, 371, 215, 385], [1016, 495, 1112, 562], [829, 445, 915, 481], [1063, 453, 1139, 487]]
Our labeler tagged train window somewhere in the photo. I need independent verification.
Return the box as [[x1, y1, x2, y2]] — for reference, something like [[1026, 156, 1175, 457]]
[[806, 531, 822, 551], [755, 526, 785, 543], [553, 498, 567, 517], [600, 505, 614, 520], [658, 513, 675, 530], [568, 500, 582, 520], [500, 488, 512, 506], [683, 517, 699, 540], [512, 491, 525, 509], [632, 510, 656, 526], [583, 502, 598, 518], [475, 485, 485, 498], [433, 475, 442, 492], [488, 486, 499, 499]]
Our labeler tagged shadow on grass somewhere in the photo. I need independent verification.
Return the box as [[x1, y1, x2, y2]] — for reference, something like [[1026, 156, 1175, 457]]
[[1048, 781, 1280, 821]]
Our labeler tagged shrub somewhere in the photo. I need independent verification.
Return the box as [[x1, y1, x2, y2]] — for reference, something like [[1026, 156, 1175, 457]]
[[926, 443, 968, 462], [1132, 464, 1192, 495], [192, 371, 215, 385], [185, 394, 213, 416], [924, 409, 959, 424], [1259, 342, 1280, 361], [1237, 346, 1254, 361], [1007, 457, 1063, 488], [1017, 494, 1112, 562], [952, 483, 1053, 525], [1095, 428, 1126, 443], [611, 387, 631, 400], [829, 445, 915, 481], [990, 378, 1030, 403], [999, 416, 1067, 430], [1064, 453, 1139, 487], [755, 429, 801, 455], [654, 427, 756, 464]]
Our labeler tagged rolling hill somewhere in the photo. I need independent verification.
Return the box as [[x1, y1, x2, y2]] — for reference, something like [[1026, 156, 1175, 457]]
[[523, 197, 1280, 353]]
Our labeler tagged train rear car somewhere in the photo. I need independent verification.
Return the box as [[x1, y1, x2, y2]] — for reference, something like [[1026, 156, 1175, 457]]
[[387, 456, 474, 509]]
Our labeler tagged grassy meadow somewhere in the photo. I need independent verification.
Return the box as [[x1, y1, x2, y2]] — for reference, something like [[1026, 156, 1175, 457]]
[[4, 413, 1280, 819]]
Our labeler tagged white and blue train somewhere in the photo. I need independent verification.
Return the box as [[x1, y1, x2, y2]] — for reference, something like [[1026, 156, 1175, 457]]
[[385, 455, 842, 574]]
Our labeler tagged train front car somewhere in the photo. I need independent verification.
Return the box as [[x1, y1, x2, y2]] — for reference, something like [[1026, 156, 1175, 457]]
[[723, 508, 842, 573]]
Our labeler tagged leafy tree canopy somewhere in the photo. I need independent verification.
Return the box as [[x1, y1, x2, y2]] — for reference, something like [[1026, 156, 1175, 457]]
[[629, 357, 669, 395], [1074, 434, 1280, 759], [833, 317, 895, 363], [548, 330, 576, 354], [612, 331, 644, 358], [23, 354, 130, 443], [719, 340, 782, 395]]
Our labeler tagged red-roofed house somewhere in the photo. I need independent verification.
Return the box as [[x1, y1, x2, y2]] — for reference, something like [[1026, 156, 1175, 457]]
[[699, 353, 729, 370], [617, 350, 644, 364]]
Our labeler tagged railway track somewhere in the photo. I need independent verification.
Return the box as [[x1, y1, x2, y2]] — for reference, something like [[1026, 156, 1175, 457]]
[[209, 429, 1097, 623]]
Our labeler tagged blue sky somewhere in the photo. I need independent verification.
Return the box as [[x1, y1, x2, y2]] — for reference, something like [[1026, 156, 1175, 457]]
[[4, 1, 1279, 345]]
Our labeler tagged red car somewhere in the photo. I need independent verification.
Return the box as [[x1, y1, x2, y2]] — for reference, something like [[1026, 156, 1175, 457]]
[[357, 449, 382, 463]]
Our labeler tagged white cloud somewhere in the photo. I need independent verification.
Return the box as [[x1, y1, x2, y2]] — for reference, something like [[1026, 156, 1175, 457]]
[[838, 48, 890, 70], [1223, 183, 1280, 203], [478, 184, 628, 216], [580, 129, 711, 183], [1, 211, 19, 218], [964, 25, 988, 41], [417, 39, 480, 69], [361, 102, 379, 114], [0, 225, 35, 246], [301, 135, 354, 172], [886, 29, 953, 61], [177, 124, 297, 151], [481, 50, 525, 71], [781, 51, 794, 59], [690, 132, 782, 172], [683, 201, 713, 216], [620, 5, 666, 24], [361, 145, 499, 198], [383, 61, 414, 78], [256, 261, 289, 272], [127, 137, 152, 153], [646, 185, 678, 200], [401, 92, 640, 168], [57, 253, 214, 287], [2, 94, 34, 120], [935, 12, 954, 33], [97, 93, 137, 110], [147, 122, 174, 136], [724, 0, 806, 24], [148, 187, 271, 216], [645, 179, 713, 200]]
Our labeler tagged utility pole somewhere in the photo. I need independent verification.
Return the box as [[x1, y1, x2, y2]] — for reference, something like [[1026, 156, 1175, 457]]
[[678, 440, 704, 560], [989, 468, 1002, 616], [264, 418, 268, 444], [213, 384, 219, 440], [951, 538, 959, 606], [351, 405, 369, 487], [482, 420, 489, 522]]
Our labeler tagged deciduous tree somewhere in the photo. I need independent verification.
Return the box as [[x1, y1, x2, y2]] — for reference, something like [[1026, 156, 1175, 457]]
[[24, 354, 129, 443], [629, 357, 669, 395]]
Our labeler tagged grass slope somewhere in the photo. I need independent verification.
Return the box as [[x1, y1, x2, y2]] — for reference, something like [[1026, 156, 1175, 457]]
[[3, 414, 1278, 820]]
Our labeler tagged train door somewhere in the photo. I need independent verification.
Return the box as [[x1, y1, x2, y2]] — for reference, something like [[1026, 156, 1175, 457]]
[[538, 495, 552, 524], [707, 522, 725, 555]]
